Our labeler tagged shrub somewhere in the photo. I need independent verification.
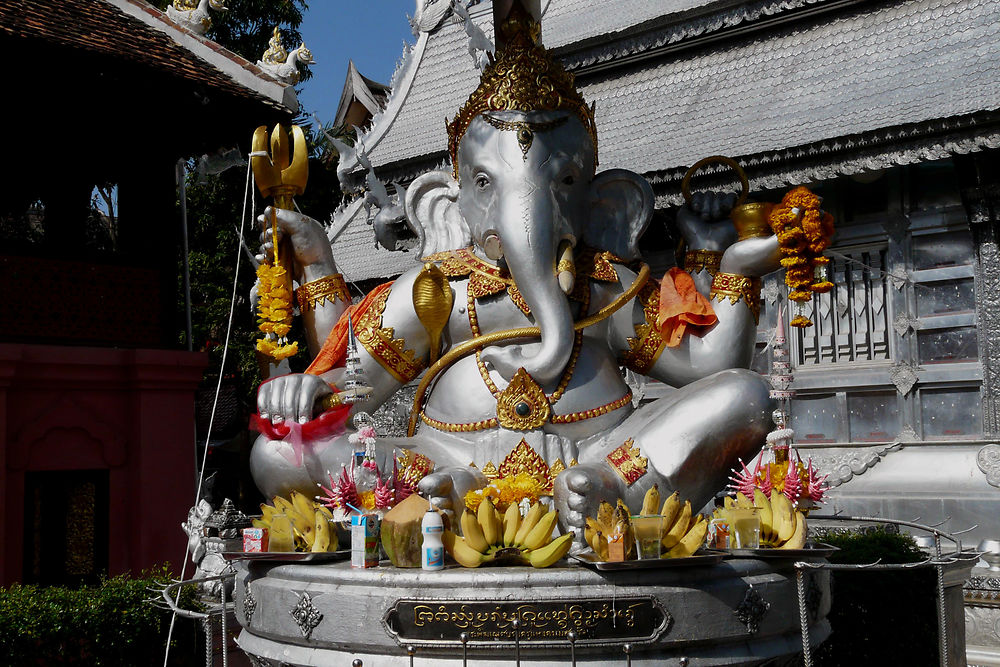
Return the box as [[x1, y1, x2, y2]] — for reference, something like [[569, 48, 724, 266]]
[[0, 565, 202, 665], [810, 526, 937, 666]]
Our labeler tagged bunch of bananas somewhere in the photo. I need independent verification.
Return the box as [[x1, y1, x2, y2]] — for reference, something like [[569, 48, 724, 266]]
[[584, 484, 709, 560], [442, 498, 574, 568], [713, 489, 807, 549], [253, 491, 340, 553]]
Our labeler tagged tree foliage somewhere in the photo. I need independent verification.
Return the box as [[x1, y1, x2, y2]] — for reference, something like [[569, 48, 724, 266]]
[[150, 0, 311, 81]]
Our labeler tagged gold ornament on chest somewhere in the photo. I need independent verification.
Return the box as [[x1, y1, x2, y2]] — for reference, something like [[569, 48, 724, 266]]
[[495, 368, 552, 430]]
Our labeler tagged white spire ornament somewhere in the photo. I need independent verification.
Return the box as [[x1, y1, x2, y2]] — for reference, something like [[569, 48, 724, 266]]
[[729, 304, 829, 507]]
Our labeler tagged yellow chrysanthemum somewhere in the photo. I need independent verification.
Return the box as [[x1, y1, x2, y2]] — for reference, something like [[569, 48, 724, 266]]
[[358, 490, 376, 510]]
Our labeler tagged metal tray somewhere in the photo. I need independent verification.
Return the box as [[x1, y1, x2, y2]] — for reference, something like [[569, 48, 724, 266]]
[[222, 550, 350, 563], [723, 543, 839, 559], [571, 549, 726, 571]]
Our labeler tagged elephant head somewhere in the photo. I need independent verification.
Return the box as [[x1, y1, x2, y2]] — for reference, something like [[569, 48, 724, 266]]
[[405, 110, 653, 385]]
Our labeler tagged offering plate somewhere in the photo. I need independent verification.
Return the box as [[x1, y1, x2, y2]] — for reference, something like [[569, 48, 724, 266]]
[[235, 557, 830, 666]]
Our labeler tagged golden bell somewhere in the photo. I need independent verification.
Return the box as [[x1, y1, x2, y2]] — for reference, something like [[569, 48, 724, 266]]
[[730, 201, 773, 241]]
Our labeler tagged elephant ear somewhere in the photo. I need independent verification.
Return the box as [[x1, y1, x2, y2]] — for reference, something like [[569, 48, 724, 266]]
[[583, 169, 654, 261], [404, 170, 471, 257]]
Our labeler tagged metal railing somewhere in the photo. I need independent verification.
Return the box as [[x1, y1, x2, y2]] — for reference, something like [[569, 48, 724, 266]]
[[150, 572, 237, 667]]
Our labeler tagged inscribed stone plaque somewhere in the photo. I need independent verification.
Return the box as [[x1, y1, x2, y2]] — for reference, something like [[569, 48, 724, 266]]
[[383, 597, 670, 646]]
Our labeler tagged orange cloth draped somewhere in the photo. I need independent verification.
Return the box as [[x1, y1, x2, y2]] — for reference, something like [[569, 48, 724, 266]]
[[656, 268, 718, 347], [304, 281, 394, 376]]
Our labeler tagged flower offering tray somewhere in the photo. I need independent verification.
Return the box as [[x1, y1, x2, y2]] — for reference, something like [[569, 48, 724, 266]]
[[223, 550, 350, 563], [571, 549, 726, 571], [723, 543, 838, 559]]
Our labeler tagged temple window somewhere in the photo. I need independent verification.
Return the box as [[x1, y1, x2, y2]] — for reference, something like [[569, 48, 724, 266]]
[[755, 159, 984, 443]]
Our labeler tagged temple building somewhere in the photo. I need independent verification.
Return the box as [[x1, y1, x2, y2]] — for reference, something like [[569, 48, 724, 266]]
[[0, 0, 295, 586], [328, 0, 1000, 655]]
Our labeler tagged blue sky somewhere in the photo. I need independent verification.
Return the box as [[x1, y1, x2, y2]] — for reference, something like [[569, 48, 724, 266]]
[[297, 1, 417, 124]]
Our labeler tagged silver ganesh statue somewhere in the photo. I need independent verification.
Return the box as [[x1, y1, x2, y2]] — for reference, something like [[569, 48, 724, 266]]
[[250, 2, 780, 538]]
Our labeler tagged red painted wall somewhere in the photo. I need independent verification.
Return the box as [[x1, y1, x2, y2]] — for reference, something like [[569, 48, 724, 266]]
[[0, 343, 206, 585]]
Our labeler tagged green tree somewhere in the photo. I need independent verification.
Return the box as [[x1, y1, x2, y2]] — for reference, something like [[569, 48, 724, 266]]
[[151, 0, 311, 80]]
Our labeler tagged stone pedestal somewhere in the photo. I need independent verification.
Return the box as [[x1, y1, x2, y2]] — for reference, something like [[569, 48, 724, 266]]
[[235, 558, 830, 666]]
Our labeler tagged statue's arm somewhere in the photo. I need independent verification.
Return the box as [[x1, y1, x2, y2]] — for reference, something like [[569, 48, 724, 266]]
[[256, 266, 432, 423], [256, 206, 349, 356], [608, 238, 778, 387]]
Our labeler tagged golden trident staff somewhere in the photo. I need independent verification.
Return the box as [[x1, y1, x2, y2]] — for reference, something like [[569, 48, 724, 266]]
[[250, 124, 309, 361]]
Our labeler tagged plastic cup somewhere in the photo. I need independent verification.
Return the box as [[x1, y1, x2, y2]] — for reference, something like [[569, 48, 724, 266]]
[[728, 508, 760, 549], [631, 515, 663, 559]]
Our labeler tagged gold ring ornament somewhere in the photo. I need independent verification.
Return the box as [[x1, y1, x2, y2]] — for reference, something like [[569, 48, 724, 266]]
[[680, 155, 749, 209]]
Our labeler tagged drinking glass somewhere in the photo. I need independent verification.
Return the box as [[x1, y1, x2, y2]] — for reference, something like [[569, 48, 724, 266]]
[[631, 515, 663, 559]]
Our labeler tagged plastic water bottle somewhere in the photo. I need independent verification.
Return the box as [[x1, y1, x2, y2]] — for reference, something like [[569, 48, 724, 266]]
[[421, 508, 445, 570]]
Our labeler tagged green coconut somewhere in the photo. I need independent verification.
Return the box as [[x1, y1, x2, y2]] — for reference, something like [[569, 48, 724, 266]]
[[380, 494, 430, 567]]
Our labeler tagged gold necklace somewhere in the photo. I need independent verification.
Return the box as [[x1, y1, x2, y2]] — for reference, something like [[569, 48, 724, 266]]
[[467, 280, 588, 429]]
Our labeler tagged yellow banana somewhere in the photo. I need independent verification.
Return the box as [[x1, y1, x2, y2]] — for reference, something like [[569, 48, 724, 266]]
[[616, 498, 631, 516], [640, 483, 660, 516], [251, 517, 269, 530], [478, 497, 502, 546], [312, 510, 331, 552], [594, 531, 609, 561], [268, 513, 295, 552], [596, 501, 615, 533], [773, 491, 795, 542], [515, 502, 546, 546], [272, 495, 295, 515], [780, 511, 807, 550], [584, 517, 601, 549], [461, 508, 490, 553], [503, 503, 521, 547], [283, 507, 315, 548], [260, 504, 278, 522], [662, 501, 691, 549], [442, 531, 488, 568], [754, 489, 774, 545], [659, 491, 681, 534], [529, 532, 574, 568], [522, 509, 559, 551], [290, 490, 315, 521], [723, 495, 735, 510], [316, 504, 334, 521], [735, 492, 754, 509], [667, 516, 708, 558]]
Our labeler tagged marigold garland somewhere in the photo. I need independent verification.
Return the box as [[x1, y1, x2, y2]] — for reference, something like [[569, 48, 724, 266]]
[[768, 186, 836, 328], [255, 213, 299, 361], [463, 472, 544, 513]]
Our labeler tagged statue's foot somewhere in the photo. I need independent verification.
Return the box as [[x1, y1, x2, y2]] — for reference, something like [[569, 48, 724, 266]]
[[417, 466, 488, 522], [553, 462, 622, 544]]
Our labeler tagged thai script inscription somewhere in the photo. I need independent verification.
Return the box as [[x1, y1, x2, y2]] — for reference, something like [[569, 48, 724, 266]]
[[386, 597, 666, 644]]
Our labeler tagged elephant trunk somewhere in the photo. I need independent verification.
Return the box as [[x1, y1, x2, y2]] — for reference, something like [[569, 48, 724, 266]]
[[480, 190, 575, 386]]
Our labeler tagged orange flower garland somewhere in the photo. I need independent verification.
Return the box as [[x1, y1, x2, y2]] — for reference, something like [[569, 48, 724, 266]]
[[769, 187, 836, 327], [255, 212, 299, 361]]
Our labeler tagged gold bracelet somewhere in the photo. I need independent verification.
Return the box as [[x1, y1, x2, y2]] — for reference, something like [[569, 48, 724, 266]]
[[709, 271, 761, 324], [684, 249, 723, 276], [295, 274, 350, 312]]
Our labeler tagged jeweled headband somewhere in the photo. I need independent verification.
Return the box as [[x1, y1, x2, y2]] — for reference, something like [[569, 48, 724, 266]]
[[445, 5, 598, 179]]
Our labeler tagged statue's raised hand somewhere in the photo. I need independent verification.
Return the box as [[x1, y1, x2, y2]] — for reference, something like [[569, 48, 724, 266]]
[[677, 192, 781, 277], [256, 206, 336, 282], [257, 372, 333, 423], [676, 191, 739, 251]]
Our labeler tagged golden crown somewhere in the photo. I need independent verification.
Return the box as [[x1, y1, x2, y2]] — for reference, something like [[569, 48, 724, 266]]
[[446, 6, 598, 178]]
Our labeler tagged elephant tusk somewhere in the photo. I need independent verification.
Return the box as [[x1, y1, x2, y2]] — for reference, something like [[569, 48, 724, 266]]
[[406, 263, 651, 436], [556, 239, 575, 294]]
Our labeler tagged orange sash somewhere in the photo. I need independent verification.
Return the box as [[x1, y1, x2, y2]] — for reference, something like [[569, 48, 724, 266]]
[[656, 268, 717, 347], [304, 281, 394, 376]]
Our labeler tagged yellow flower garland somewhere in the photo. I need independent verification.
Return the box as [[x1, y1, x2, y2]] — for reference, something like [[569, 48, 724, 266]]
[[255, 212, 299, 361], [463, 472, 544, 513], [768, 187, 836, 328]]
